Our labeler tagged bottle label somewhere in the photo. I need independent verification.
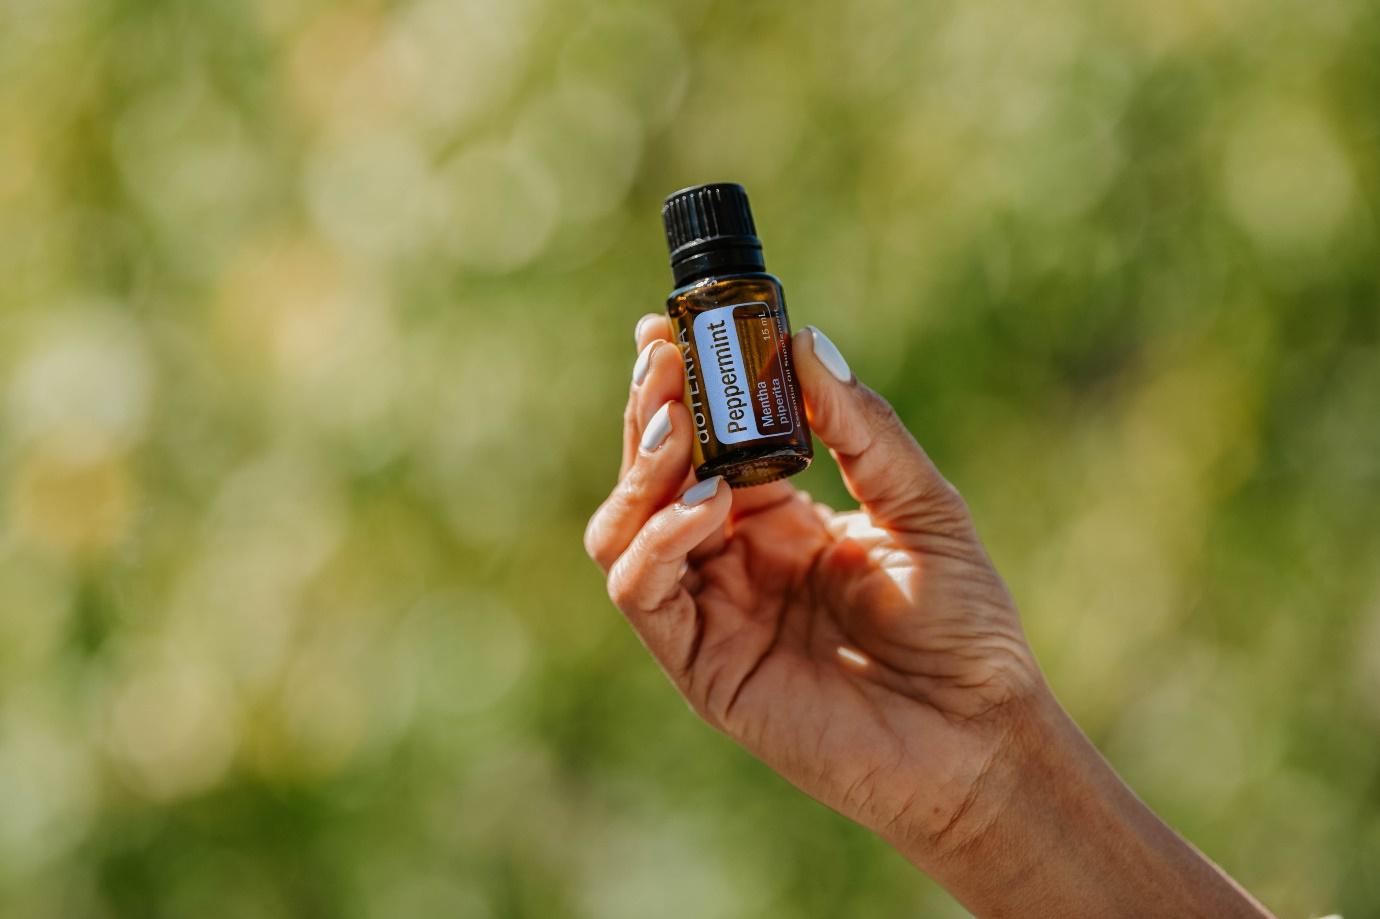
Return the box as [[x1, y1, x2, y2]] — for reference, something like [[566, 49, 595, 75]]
[[691, 301, 796, 445]]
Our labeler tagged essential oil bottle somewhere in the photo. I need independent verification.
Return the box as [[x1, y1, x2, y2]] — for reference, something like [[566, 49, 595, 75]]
[[661, 183, 813, 487]]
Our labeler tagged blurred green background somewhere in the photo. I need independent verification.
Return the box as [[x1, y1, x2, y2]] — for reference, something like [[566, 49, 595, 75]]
[[1, 0, 1378, 916]]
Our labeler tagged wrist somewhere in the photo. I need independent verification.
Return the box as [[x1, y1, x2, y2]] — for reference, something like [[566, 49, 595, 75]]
[[876, 681, 1068, 873], [886, 684, 1275, 919]]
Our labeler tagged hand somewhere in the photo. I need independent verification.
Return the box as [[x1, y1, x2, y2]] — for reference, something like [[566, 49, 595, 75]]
[[587, 314, 1037, 851], [586, 315, 1276, 918]]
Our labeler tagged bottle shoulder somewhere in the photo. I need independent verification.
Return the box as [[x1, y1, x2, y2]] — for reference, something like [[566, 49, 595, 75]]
[[666, 272, 783, 309]]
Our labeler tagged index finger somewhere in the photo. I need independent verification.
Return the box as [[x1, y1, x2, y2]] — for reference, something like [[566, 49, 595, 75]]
[[620, 313, 677, 479], [635, 312, 673, 351]]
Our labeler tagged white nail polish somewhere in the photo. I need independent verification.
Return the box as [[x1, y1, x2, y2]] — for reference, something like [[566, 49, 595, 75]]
[[634, 314, 654, 344], [681, 475, 722, 506], [632, 341, 657, 386], [640, 403, 672, 452], [807, 326, 852, 383]]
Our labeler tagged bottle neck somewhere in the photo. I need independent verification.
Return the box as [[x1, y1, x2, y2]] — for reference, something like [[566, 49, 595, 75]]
[[670, 244, 765, 287]]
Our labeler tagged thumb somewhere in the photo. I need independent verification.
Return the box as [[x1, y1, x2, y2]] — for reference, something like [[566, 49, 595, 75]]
[[792, 326, 966, 533]]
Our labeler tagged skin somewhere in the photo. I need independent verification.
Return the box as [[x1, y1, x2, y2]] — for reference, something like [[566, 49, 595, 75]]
[[585, 315, 1278, 918]]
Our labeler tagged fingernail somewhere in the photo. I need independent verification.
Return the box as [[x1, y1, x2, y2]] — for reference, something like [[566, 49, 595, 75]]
[[806, 326, 852, 383], [632, 340, 658, 386], [634, 314, 655, 344], [681, 475, 723, 506], [640, 402, 673, 452]]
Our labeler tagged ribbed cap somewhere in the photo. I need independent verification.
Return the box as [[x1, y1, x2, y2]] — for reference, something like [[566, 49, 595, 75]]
[[661, 183, 764, 284]]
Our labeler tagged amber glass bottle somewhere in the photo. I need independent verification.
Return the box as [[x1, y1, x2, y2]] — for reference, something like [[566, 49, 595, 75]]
[[661, 183, 813, 487]]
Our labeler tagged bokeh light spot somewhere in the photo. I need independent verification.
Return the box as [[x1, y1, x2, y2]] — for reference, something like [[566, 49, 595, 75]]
[[1223, 98, 1357, 254], [436, 141, 558, 273]]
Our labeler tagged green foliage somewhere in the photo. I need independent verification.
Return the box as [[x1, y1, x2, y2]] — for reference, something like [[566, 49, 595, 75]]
[[1, 0, 1377, 916]]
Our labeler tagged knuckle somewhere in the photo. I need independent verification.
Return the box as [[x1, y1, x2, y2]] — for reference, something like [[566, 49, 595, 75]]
[[900, 479, 975, 536], [606, 564, 638, 611], [583, 515, 613, 567], [584, 493, 632, 567], [620, 462, 652, 499], [936, 482, 977, 530], [831, 384, 906, 459], [632, 514, 668, 560], [859, 385, 904, 435]]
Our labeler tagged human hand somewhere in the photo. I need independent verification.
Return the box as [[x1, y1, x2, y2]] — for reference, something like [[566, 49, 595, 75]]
[[585, 315, 1039, 857], [585, 315, 1275, 918]]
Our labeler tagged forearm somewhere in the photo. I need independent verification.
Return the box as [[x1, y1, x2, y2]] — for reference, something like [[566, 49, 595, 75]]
[[887, 689, 1276, 919]]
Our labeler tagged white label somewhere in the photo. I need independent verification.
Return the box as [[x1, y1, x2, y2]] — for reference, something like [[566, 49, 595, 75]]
[[691, 301, 794, 445]]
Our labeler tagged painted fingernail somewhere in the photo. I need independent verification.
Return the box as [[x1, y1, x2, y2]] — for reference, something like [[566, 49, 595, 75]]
[[807, 326, 852, 383], [632, 340, 659, 386], [634, 314, 656, 344], [681, 475, 723, 506], [640, 402, 673, 452]]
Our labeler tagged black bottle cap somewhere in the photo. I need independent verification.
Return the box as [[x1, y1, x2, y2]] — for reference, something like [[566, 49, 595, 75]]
[[662, 182, 766, 286]]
